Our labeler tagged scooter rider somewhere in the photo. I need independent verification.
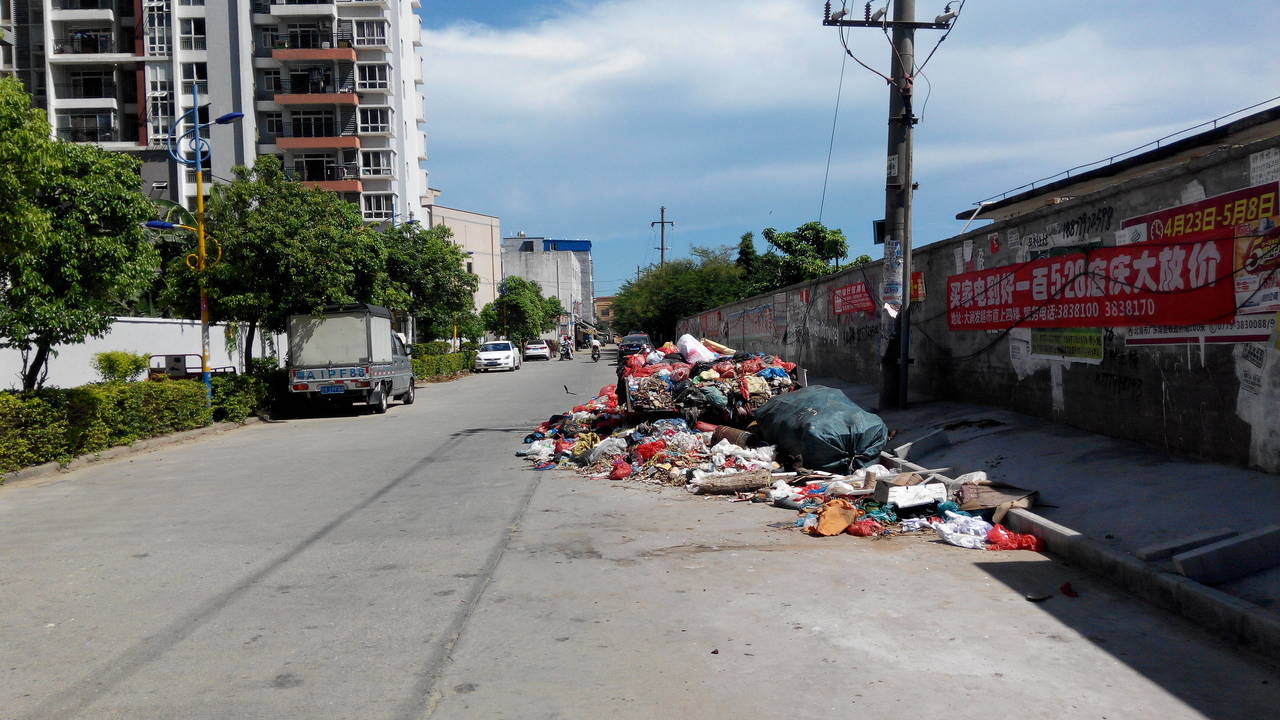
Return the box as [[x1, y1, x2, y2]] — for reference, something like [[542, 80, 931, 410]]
[[590, 336, 601, 361], [560, 334, 573, 360]]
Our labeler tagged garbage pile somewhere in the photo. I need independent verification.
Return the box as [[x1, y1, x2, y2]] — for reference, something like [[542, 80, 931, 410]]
[[516, 334, 1041, 553], [622, 335, 798, 422]]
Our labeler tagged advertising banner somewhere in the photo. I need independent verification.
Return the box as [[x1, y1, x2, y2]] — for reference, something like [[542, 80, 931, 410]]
[[1121, 181, 1278, 242], [831, 282, 875, 315], [946, 234, 1236, 330]]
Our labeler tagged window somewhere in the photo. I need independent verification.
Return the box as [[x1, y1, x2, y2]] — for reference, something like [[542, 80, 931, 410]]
[[146, 10, 171, 56], [362, 193, 393, 220], [466, 261, 473, 274], [259, 69, 281, 95], [290, 109, 335, 137], [260, 27, 279, 50], [354, 21, 387, 47], [181, 63, 207, 96], [180, 0, 205, 5], [179, 18, 205, 50], [356, 64, 388, 91], [147, 69, 173, 143], [262, 111, 283, 138], [358, 107, 389, 134], [360, 150, 392, 176]]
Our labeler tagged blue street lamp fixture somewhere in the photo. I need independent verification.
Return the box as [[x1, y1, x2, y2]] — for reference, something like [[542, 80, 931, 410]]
[[160, 84, 241, 401]]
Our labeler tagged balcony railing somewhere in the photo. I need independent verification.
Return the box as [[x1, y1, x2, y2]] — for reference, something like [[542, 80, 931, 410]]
[[57, 126, 116, 142], [285, 163, 358, 182], [272, 33, 350, 50], [55, 81, 118, 98], [255, 79, 356, 100], [52, 0, 113, 9], [52, 33, 125, 54]]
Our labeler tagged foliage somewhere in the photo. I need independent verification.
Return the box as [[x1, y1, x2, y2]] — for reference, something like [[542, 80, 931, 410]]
[[416, 340, 452, 356], [376, 223, 478, 327], [158, 155, 383, 367], [419, 307, 484, 346], [210, 374, 267, 423], [610, 246, 746, 342], [411, 351, 468, 379], [0, 381, 211, 474], [0, 78, 160, 390], [481, 276, 560, 344], [92, 351, 150, 383], [850, 254, 873, 268], [735, 222, 851, 296]]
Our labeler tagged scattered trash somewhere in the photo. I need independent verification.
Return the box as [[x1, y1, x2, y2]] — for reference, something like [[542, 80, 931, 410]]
[[1059, 582, 1079, 598]]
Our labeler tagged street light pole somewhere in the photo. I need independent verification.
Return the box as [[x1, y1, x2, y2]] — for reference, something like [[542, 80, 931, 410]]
[[161, 83, 242, 402]]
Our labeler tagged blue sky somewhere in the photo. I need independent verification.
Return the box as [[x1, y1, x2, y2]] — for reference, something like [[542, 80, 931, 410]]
[[416, 1, 1280, 296]]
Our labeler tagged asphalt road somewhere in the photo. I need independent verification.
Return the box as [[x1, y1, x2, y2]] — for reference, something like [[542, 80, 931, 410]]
[[1, 351, 1276, 719]]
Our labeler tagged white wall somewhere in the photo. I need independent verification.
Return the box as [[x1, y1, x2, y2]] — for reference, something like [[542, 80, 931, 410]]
[[0, 317, 286, 390]]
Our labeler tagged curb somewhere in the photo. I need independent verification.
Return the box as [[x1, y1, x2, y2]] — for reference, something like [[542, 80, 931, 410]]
[[0, 418, 261, 488], [1005, 508, 1280, 662]]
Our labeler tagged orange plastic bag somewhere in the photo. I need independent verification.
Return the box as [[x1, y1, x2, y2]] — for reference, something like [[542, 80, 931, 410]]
[[846, 519, 885, 537], [986, 524, 1044, 551]]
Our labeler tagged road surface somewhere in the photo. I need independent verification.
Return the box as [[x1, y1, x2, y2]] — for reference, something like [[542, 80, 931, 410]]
[[1, 352, 1276, 718]]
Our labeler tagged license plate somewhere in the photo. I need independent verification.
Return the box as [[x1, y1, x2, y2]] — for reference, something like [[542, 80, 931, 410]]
[[320, 384, 346, 395]]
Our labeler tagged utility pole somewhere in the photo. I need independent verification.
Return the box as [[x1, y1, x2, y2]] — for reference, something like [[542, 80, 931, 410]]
[[823, 1, 954, 410], [651, 206, 674, 266]]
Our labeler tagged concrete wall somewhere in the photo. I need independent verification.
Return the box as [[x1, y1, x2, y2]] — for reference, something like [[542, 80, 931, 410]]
[[0, 317, 285, 390], [500, 238, 584, 318], [681, 134, 1280, 473], [428, 205, 502, 311]]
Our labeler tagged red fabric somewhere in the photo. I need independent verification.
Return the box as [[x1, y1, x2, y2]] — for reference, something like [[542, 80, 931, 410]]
[[986, 524, 1044, 551], [694, 421, 719, 433], [846, 519, 885, 537], [779, 361, 796, 372], [608, 459, 632, 479], [634, 440, 667, 462]]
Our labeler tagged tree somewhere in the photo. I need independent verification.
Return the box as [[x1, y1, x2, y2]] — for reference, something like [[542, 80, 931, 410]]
[[375, 222, 478, 335], [0, 77, 159, 389], [158, 155, 384, 366], [735, 232, 758, 278], [480, 276, 558, 344], [610, 246, 745, 341], [850, 254, 873, 268]]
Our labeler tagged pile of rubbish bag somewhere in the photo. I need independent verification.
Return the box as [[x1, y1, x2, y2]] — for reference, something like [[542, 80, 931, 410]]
[[622, 335, 799, 422], [515, 334, 1041, 553]]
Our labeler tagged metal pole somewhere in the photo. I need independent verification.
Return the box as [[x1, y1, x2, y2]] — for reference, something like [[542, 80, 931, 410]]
[[192, 83, 212, 403], [651, 206, 673, 266], [879, 0, 915, 410]]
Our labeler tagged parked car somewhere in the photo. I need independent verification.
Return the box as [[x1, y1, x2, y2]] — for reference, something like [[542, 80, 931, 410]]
[[475, 341, 521, 372], [618, 333, 653, 358], [524, 339, 551, 360]]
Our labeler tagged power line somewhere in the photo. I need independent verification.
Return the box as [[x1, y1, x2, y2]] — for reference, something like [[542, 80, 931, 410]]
[[819, 44, 850, 223]]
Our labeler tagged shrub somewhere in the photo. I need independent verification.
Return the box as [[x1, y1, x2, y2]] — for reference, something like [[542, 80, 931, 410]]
[[211, 374, 267, 423], [421, 340, 452, 356], [412, 351, 468, 379], [0, 380, 212, 475], [92, 351, 150, 383]]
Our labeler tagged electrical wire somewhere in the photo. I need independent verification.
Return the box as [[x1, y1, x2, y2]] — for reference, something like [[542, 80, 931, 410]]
[[818, 47, 850, 223], [915, 0, 965, 75]]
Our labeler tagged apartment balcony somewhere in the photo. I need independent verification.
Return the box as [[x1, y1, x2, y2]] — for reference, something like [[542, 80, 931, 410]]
[[54, 81, 119, 109], [267, 79, 359, 106], [285, 162, 362, 192], [270, 34, 355, 63], [268, 0, 337, 19], [50, 0, 114, 23], [274, 128, 361, 150], [49, 33, 136, 64]]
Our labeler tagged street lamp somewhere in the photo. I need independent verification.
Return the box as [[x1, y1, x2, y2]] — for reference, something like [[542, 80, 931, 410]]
[[157, 84, 241, 401]]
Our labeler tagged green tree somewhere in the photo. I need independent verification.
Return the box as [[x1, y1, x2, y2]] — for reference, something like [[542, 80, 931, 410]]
[[850, 254, 873, 268], [158, 155, 384, 366], [480, 276, 559, 345], [735, 232, 758, 278], [376, 222, 478, 336], [610, 246, 745, 341], [0, 78, 159, 389]]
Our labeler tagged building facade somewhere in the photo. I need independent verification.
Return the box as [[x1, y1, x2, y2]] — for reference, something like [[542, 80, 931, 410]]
[[423, 196, 502, 312], [0, 0, 427, 222], [500, 233, 594, 324]]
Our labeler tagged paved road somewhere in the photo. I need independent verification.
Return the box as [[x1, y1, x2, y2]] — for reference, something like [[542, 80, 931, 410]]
[[2, 352, 1276, 719]]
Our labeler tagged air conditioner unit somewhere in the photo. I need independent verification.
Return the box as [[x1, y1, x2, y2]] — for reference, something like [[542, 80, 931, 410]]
[[321, 41, 331, 49]]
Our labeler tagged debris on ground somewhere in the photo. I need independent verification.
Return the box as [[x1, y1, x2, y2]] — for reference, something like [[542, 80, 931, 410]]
[[515, 335, 1041, 551]]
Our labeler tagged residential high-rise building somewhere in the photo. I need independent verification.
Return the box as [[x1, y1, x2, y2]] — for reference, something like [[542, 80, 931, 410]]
[[0, 0, 428, 222]]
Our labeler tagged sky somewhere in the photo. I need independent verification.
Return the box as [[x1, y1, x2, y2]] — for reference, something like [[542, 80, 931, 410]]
[[415, 1, 1280, 297]]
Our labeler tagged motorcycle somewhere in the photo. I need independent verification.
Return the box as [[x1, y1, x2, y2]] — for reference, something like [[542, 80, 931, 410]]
[[591, 346, 600, 362], [559, 344, 572, 361]]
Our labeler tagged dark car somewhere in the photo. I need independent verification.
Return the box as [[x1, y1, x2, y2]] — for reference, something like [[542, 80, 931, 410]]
[[617, 333, 652, 358]]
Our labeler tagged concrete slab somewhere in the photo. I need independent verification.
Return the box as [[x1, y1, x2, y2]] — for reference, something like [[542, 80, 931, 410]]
[[1137, 528, 1239, 561], [1174, 525, 1280, 585]]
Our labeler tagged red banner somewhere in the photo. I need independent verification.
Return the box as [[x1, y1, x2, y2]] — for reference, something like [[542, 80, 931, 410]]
[[832, 282, 875, 315], [946, 234, 1236, 330], [1122, 181, 1278, 242]]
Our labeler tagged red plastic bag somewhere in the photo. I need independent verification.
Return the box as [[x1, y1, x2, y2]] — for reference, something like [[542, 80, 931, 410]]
[[571, 404, 588, 413], [779, 361, 796, 372], [598, 384, 616, 397], [986, 524, 1044, 551], [634, 440, 667, 462], [669, 364, 692, 382], [738, 357, 765, 375], [846, 519, 885, 537], [554, 439, 575, 454], [625, 354, 645, 371], [609, 459, 632, 479]]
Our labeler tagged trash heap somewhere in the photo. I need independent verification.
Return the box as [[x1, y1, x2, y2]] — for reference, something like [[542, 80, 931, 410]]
[[517, 333, 1042, 552]]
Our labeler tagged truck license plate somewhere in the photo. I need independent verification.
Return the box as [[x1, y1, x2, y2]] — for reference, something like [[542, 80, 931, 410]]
[[319, 384, 346, 395]]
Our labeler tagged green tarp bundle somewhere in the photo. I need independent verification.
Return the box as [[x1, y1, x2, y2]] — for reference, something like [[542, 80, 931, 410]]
[[753, 385, 888, 473]]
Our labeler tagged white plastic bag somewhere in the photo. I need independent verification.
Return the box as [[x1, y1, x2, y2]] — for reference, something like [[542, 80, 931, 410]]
[[676, 334, 717, 364], [587, 436, 628, 463]]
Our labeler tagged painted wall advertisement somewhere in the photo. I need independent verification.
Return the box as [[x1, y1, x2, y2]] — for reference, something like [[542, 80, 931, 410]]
[[832, 282, 875, 315], [946, 233, 1235, 330]]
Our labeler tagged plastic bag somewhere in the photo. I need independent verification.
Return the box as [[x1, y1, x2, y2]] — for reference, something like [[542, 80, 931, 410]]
[[753, 386, 889, 473], [846, 519, 885, 537], [634, 440, 667, 462], [986, 524, 1044, 552], [608, 458, 632, 479], [676, 334, 718, 364], [588, 436, 628, 463]]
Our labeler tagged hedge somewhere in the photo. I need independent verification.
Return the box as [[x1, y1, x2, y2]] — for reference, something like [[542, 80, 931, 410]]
[[412, 352, 469, 379], [0, 380, 212, 474]]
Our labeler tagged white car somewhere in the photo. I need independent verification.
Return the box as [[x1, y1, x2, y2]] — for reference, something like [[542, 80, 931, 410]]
[[475, 341, 521, 372], [524, 339, 551, 360]]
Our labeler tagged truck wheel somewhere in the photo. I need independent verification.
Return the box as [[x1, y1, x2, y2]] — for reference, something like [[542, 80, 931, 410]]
[[373, 385, 389, 414], [402, 382, 416, 405]]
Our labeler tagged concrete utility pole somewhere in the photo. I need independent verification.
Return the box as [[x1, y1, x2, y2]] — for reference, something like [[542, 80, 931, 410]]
[[651, 206, 674, 266], [823, 1, 954, 410]]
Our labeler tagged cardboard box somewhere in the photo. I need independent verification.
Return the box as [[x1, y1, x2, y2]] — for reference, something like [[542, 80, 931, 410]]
[[874, 472, 948, 508]]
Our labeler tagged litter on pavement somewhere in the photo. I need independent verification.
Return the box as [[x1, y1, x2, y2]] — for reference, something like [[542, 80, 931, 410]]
[[514, 334, 1043, 552]]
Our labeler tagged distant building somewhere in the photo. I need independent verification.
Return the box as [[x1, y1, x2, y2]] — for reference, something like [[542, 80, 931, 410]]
[[500, 233, 594, 325], [423, 191, 501, 312], [593, 295, 614, 331]]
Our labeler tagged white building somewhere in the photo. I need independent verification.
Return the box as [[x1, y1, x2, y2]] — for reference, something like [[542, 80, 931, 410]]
[[500, 233, 596, 334], [0, 0, 428, 222]]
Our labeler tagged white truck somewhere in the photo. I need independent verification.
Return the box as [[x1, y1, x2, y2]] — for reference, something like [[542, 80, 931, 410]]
[[286, 303, 414, 413]]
